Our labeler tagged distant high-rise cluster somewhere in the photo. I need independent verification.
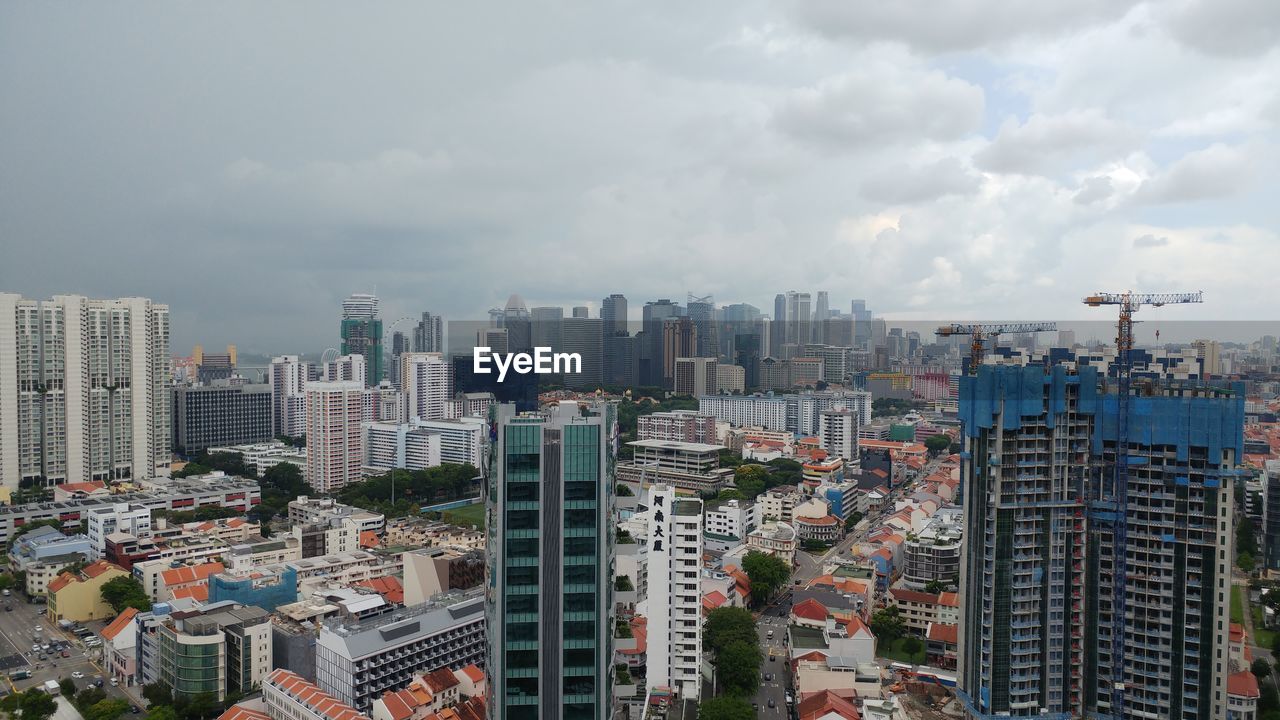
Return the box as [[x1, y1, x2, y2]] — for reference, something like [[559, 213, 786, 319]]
[[340, 292, 383, 387]]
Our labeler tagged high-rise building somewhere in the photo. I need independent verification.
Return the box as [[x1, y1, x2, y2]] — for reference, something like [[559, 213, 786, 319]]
[[1193, 339, 1224, 376], [644, 485, 704, 699], [571, 306, 589, 319], [687, 293, 718, 359], [400, 352, 451, 422], [172, 383, 273, 454], [486, 402, 616, 720], [270, 355, 311, 438], [772, 294, 787, 354], [389, 331, 408, 388], [304, 382, 364, 493], [503, 294, 532, 352], [662, 317, 697, 389], [478, 327, 510, 355], [562, 317, 603, 389], [957, 364, 1240, 720], [602, 294, 633, 387], [531, 306, 564, 351], [413, 312, 445, 354], [0, 294, 171, 487], [641, 300, 682, 387], [784, 291, 811, 348], [193, 344, 237, 384], [851, 299, 872, 348], [812, 291, 829, 344], [817, 409, 858, 462], [674, 357, 717, 397], [340, 293, 383, 387], [601, 294, 627, 338]]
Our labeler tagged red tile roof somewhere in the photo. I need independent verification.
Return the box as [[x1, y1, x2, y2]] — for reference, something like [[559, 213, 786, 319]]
[[459, 664, 484, 684], [161, 561, 225, 587], [927, 622, 958, 644], [217, 706, 271, 720], [793, 598, 829, 623], [423, 697, 485, 720], [1228, 671, 1260, 698], [702, 591, 728, 611], [797, 514, 839, 527], [354, 575, 404, 604], [422, 667, 460, 695], [171, 585, 210, 602], [890, 588, 940, 605], [267, 668, 370, 720], [796, 689, 862, 720], [82, 560, 123, 579], [937, 592, 959, 607], [101, 608, 139, 641], [360, 531, 381, 548]]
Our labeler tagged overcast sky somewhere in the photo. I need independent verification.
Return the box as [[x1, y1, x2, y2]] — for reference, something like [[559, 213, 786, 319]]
[[2, 1, 1277, 354]]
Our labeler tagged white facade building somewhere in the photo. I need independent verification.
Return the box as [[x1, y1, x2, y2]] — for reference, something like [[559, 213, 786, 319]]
[[698, 395, 788, 431], [716, 364, 746, 394], [818, 409, 859, 462], [410, 418, 486, 467], [646, 486, 704, 699], [704, 499, 756, 549], [400, 352, 451, 422], [324, 354, 367, 386], [270, 355, 312, 438], [305, 382, 365, 493], [363, 422, 442, 473], [0, 294, 172, 488], [87, 503, 153, 558]]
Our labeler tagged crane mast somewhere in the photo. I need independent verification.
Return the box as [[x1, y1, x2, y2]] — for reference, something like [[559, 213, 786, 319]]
[[935, 322, 1058, 375], [1082, 290, 1202, 718]]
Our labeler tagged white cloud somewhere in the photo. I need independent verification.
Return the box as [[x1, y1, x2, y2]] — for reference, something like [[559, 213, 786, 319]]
[[1160, 0, 1280, 57], [1135, 143, 1263, 204], [975, 110, 1137, 175], [1132, 233, 1169, 248], [860, 157, 982, 204]]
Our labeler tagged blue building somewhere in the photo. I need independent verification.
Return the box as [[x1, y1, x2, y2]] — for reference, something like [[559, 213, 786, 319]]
[[209, 566, 298, 612]]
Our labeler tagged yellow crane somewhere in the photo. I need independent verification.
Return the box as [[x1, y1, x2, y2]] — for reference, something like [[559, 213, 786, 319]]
[[935, 322, 1058, 375]]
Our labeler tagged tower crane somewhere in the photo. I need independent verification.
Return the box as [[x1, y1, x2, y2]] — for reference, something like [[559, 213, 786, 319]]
[[935, 322, 1058, 375], [1082, 290, 1202, 717]]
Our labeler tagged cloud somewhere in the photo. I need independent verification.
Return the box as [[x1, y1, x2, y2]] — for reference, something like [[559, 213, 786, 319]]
[[1132, 234, 1169, 248], [975, 110, 1137, 175], [1134, 143, 1263, 204], [859, 157, 982, 204], [790, 0, 1142, 53], [1160, 0, 1280, 57], [773, 63, 984, 150], [1073, 176, 1114, 205]]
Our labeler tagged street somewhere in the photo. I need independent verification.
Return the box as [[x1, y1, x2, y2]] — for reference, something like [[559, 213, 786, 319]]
[[0, 595, 139, 710], [752, 599, 791, 717]]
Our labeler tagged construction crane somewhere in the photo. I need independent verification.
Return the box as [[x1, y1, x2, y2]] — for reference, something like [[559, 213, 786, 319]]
[[935, 322, 1058, 375], [1082, 290, 1202, 717]]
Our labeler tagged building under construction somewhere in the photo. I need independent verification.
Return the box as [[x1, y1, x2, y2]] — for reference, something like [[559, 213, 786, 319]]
[[956, 363, 1242, 720]]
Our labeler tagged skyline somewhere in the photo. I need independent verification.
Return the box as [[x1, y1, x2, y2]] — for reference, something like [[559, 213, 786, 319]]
[[2, 1, 1278, 351]]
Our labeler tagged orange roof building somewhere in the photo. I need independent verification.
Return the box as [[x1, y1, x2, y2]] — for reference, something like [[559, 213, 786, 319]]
[[217, 706, 271, 720], [796, 690, 862, 720], [46, 560, 130, 623], [266, 669, 371, 720], [355, 576, 404, 605]]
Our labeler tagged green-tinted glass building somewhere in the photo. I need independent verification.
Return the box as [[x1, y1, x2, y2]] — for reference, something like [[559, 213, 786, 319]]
[[486, 401, 616, 720], [340, 293, 383, 386]]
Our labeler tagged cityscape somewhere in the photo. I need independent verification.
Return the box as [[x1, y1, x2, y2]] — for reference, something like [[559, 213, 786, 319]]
[[3, 3, 1279, 720]]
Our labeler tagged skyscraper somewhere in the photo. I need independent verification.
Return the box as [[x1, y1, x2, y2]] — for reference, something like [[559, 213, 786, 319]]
[[339, 293, 383, 387], [413, 311, 445, 354], [641, 300, 682, 387], [400, 352, 451, 422], [686, 293, 717, 359], [304, 381, 364, 493], [812, 291, 829, 344], [601, 294, 630, 386], [270, 355, 311, 438], [0, 294, 172, 487], [772, 294, 787, 354], [851, 299, 872, 348], [389, 331, 408, 387], [530, 306, 564, 350], [957, 364, 1240, 720], [662, 317, 697, 389], [562, 317, 603, 390], [503, 294, 532, 352], [601, 294, 627, 338], [485, 401, 616, 720]]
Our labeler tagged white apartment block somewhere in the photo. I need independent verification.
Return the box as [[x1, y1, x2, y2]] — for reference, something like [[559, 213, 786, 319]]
[[363, 422, 442, 473], [87, 503, 153, 558], [325, 355, 367, 386], [270, 355, 312, 438], [716, 364, 745, 394], [305, 382, 365, 493], [362, 383, 403, 423], [818, 409, 859, 462], [646, 486, 704, 699], [288, 496, 384, 535], [698, 394, 787, 431], [445, 392, 494, 420], [207, 441, 306, 475], [637, 410, 718, 445], [704, 499, 755, 543], [674, 357, 717, 397], [758, 487, 800, 523], [400, 352, 451, 422], [410, 418, 486, 467], [0, 294, 172, 488]]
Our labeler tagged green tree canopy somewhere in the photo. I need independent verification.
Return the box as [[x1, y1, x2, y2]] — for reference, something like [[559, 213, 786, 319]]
[[924, 435, 951, 455], [142, 682, 173, 708], [74, 687, 108, 711], [742, 550, 789, 606], [1255, 658, 1273, 680], [19, 689, 58, 720], [734, 465, 768, 500], [143, 706, 179, 720], [100, 575, 151, 613], [704, 606, 758, 655], [871, 606, 905, 643], [84, 700, 130, 720], [716, 640, 762, 695], [698, 696, 755, 720]]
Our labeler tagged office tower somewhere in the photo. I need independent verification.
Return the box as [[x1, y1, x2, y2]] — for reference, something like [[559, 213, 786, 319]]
[[413, 312, 445, 354], [1193, 339, 1223, 375], [452, 354, 538, 413], [0, 294, 171, 487], [719, 303, 761, 360], [772, 294, 787, 353], [871, 318, 888, 368], [1265, 461, 1280, 572], [504, 294, 532, 352], [531, 306, 564, 350], [486, 402, 616, 720], [572, 306, 589, 319], [193, 344, 237, 384], [562, 317, 603, 389], [324, 354, 367, 385], [304, 382, 364, 493], [812, 291, 829, 344], [601, 294, 632, 386], [642, 300, 682, 387], [601, 294, 628, 337], [270, 355, 311, 438], [661, 318, 698, 389], [957, 364, 1240, 720], [400, 352, 451, 422], [687, 293, 718, 359], [817, 409, 858, 462], [734, 334, 762, 390], [645, 485, 704, 699], [172, 383, 272, 454], [674, 357, 717, 397], [716, 364, 745, 394], [851, 299, 872, 348], [340, 293, 383, 387], [783, 291, 812, 348], [478, 327, 510, 355], [389, 331, 408, 387]]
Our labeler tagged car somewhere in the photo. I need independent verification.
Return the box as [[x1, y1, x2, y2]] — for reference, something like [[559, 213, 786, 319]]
[[110, 678, 118, 686], [764, 673, 773, 682], [33, 625, 41, 632], [768, 699, 776, 708], [71, 672, 85, 679], [769, 654, 776, 662], [95, 679, 104, 688], [60, 650, 69, 658], [752, 704, 759, 711], [30, 645, 39, 653], [131, 708, 140, 715]]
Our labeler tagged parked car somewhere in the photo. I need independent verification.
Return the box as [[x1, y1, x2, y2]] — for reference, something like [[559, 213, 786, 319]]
[[60, 650, 69, 658], [71, 672, 85, 679]]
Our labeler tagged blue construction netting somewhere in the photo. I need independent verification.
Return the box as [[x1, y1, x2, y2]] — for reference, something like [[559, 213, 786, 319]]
[[959, 364, 1099, 438], [1090, 386, 1245, 460]]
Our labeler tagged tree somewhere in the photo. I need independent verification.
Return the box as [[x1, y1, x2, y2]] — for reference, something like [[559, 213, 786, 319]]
[[144, 706, 179, 720], [924, 580, 946, 595], [871, 606, 905, 643], [180, 693, 224, 720], [172, 462, 212, 479], [715, 640, 761, 695], [734, 465, 768, 500], [698, 696, 755, 720], [716, 488, 745, 501], [101, 575, 151, 613], [844, 512, 863, 532], [84, 700, 130, 720], [1255, 658, 1273, 680], [1262, 680, 1280, 714], [143, 682, 174, 708], [924, 435, 951, 456], [19, 689, 58, 720], [1242, 553, 1258, 573], [902, 636, 924, 657], [75, 687, 108, 711], [59, 678, 77, 698], [0, 574, 15, 592], [704, 607, 758, 655], [741, 551, 789, 606]]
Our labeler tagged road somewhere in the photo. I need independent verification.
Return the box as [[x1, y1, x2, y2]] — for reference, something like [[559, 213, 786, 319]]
[[0, 594, 140, 710], [752, 599, 791, 717]]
